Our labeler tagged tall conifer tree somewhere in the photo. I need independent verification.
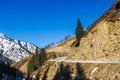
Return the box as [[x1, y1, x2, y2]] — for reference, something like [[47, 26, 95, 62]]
[[75, 18, 84, 46]]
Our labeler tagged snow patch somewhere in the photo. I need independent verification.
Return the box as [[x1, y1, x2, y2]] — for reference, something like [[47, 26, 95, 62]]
[[92, 67, 98, 73], [89, 76, 92, 79]]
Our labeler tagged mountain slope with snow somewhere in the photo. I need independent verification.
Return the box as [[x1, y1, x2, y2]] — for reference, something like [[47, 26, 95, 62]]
[[0, 33, 37, 62]]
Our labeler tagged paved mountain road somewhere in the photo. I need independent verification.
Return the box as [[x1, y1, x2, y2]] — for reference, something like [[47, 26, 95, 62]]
[[49, 57, 120, 63]]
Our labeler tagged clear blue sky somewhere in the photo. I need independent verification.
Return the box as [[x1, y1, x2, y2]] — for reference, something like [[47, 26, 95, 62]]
[[0, 0, 115, 48]]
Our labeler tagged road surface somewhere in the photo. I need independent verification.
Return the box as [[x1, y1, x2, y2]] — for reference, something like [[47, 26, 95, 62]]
[[49, 57, 120, 63]]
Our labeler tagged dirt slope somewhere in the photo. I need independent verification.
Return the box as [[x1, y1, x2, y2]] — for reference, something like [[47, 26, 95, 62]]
[[31, 61, 120, 80], [11, 56, 32, 73]]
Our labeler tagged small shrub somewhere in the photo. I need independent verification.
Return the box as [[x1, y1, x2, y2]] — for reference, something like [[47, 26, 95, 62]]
[[53, 53, 57, 59]]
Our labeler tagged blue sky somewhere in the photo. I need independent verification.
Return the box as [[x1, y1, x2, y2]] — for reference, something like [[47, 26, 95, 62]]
[[0, 0, 115, 47]]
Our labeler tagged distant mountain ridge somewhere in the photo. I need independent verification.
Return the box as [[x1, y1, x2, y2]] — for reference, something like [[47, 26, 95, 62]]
[[0, 33, 37, 62]]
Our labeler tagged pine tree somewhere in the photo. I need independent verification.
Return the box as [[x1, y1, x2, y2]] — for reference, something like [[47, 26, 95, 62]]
[[27, 51, 38, 75], [39, 48, 47, 66], [27, 48, 47, 75], [34, 49, 40, 69], [75, 18, 84, 46], [27, 55, 34, 75], [53, 53, 57, 59]]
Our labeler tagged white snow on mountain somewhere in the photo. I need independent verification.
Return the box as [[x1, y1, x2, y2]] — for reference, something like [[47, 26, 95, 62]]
[[0, 33, 37, 62]]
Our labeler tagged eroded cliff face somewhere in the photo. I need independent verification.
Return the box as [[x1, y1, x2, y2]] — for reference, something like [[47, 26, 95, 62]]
[[74, 20, 120, 60], [72, 1, 120, 60]]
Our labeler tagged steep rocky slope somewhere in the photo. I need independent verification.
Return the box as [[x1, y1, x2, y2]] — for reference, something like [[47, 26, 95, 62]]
[[13, 1, 120, 80], [31, 61, 120, 80], [74, 0, 120, 60], [47, 0, 120, 60], [0, 33, 37, 62], [46, 0, 120, 60], [33, 1, 120, 79]]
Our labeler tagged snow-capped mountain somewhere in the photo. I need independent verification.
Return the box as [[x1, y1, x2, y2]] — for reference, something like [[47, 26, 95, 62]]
[[0, 33, 37, 62]]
